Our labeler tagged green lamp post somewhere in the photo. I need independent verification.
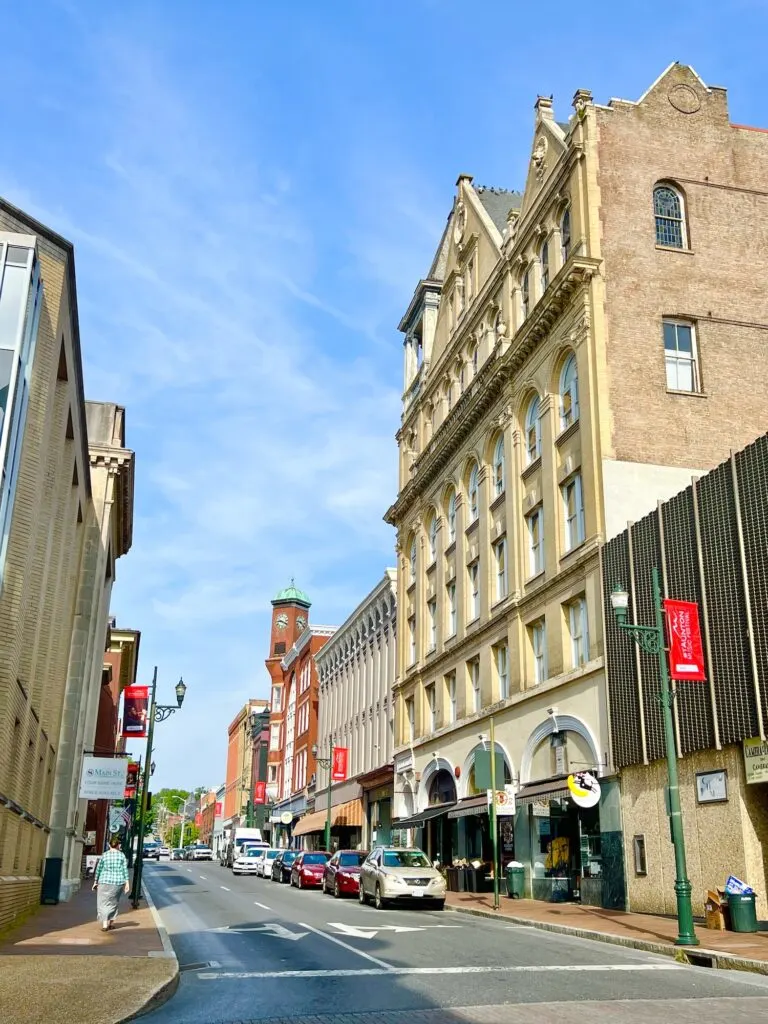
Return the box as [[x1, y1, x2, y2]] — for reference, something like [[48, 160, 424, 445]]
[[609, 569, 699, 946], [312, 738, 334, 852]]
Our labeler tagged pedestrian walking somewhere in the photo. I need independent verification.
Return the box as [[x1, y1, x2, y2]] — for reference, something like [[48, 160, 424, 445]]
[[93, 836, 130, 931]]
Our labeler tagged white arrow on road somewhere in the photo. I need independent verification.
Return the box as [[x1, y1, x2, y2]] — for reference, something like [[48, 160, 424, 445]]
[[327, 922, 460, 939], [214, 923, 308, 941]]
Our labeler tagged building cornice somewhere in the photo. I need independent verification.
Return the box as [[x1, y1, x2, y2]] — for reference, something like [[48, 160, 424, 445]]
[[315, 571, 397, 666], [281, 625, 337, 670]]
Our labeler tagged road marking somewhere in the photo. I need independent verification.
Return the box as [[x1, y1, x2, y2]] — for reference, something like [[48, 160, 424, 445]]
[[327, 922, 461, 939], [254, 902, 271, 910], [298, 922, 394, 971], [213, 923, 307, 941], [220, 885, 230, 891], [199, 875, 207, 880], [198, 963, 686, 981], [186, 869, 192, 873]]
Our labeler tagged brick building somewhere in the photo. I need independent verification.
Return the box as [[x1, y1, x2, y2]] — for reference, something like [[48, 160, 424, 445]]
[[223, 699, 268, 836]]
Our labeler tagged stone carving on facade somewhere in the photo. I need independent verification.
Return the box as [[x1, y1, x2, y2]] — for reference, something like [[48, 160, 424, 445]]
[[572, 88, 592, 117], [668, 84, 701, 114], [532, 135, 548, 182], [453, 200, 467, 244]]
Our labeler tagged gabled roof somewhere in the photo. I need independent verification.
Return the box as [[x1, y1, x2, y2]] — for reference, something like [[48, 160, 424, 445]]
[[475, 187, 523, 234]]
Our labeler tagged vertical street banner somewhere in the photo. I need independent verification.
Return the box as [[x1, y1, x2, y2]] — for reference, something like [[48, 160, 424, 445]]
[[331, 747, 349, 781], [663, 599, 707, 681], [122, 685, 150, 737], [124, 762, 140, 799], [253, 781, 267, 804], [215, 801, 223, 815]]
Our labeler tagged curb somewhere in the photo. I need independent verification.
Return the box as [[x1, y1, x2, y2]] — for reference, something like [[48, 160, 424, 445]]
[[444, 903, 768, 976], [120, 882, 180, 1021]]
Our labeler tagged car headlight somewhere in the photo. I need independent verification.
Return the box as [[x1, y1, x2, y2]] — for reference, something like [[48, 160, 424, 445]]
[[382, 872, 407, 886]]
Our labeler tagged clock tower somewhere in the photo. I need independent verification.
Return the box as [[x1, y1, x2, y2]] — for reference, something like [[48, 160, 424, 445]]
[[269, 579, 311, 658]]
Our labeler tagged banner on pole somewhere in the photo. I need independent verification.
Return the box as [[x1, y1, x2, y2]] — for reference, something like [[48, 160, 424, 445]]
[[124, 761, 140, 799], [215, 801, 223, 815], [663, 599, 707, 681], [122, 685, 150, 737], [79, 757, 129, 800], [331, 747, 348, 781], [253, 781, 267, 804]]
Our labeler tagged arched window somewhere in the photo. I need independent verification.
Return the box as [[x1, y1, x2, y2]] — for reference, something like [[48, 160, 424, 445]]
[[521, 267, 530, 320], [654, 184, 685, 248], [493, 436, 505, 497], [409, 537, 417, 582], [459, 362, 466, 394], [446, 489, 457, 544], [559, 353, 579, 430], [540, 238, 550, 293], [561, 206, 571, 263], [445, 380, 453, 413], [428, 515, 438, 562], [468, 463, 479, 523], [471, 342, 479, 374], [525, 395, 541, 464]]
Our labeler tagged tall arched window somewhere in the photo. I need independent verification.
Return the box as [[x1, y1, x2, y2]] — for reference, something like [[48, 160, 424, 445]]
[[471, 342, 479, 375], [559, 353, 579, 431], [493, 436, 505, 497], [654, 184, 685, 248], [540, 238, 550, 293], [561, 206, 571, 263], [409, 537, 417, 582], [428, 514, 438, 562], [521, 268, 530, 320], [468, 463, 479, 523], [525, 395, 541, 464], [446, 489, 457, 544], [445, 380, 453, 413]]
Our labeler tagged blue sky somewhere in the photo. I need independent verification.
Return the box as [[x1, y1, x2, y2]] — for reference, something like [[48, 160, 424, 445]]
[[2, 0, 767, 791]]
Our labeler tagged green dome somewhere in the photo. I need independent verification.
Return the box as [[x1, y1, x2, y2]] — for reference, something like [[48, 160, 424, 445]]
[[272, 579, 311, 607]]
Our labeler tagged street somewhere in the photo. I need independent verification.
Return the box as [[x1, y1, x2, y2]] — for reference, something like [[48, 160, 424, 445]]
[[143, 861, 768, 1024]]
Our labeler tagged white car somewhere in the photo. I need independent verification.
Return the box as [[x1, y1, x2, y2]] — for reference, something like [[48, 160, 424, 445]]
[[254, 848, 280, 877], [191, 844, 213, 861], [359, 847, 446, 910], [232, 847, 263, 875]]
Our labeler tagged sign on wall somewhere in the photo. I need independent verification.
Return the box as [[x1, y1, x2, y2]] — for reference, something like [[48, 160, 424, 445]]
[[487, 785, 516, 816], [331, 747, 349, 781], [122, 685, 150, 737], [744, 737, 768, 784], [663, 599, 707, 681], [567, 771, 601, 809], [253, 781, 267, 804], [79, 757, 129, 800]]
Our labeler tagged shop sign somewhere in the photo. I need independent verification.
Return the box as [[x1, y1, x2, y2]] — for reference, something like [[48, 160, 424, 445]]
[[531, 800, 549, 817], [253, 781, 267, 804], [487, 785, 516, 816], [332, 747, 349, 781], [663, 599, 706, 681], [567, 771, 601, 808], [475, 750, 505, 790], [79, 757, 129, 800], [743, 737, 768, 784], [122, 685, 150, 737], [280, 811, 293, 825]]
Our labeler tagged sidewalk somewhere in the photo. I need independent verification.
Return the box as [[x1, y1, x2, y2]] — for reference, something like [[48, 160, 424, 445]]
[[0, 882, 177, 1024], [444, 891, 768, 973]]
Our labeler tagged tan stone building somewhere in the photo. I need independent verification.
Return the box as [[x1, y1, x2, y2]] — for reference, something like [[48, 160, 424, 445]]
[[385, 64, 768, 906]]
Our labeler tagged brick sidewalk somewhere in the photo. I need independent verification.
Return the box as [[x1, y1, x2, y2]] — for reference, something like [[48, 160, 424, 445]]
[[444, 891, 768, 970]]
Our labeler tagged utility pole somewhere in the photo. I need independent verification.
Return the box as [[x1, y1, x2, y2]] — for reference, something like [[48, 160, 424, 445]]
[[489, 715, 500, 911]]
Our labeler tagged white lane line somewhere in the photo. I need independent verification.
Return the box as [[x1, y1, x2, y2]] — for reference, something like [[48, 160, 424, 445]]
[[199, 875, 207, 880], [186, 869, 192, 873], [198, 963, 685, 981], [298, 921, 393, 971], [220, 885, 230, 891], [254, 902, 271, 910]]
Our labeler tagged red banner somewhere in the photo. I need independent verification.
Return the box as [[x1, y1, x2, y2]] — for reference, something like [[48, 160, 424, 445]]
[[194, 812, 202, 827], [664, 599, 706, 681], [253, 781, 267, 804], [122, 685, 149, 737], [331, 747, 348, 782], [215, 802, 222, 815], [124, 761, 140, 799]]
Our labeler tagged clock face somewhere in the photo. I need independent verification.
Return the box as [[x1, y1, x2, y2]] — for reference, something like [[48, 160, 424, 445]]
[[296, 616, 307, 631], [276, 613, 288, 630]]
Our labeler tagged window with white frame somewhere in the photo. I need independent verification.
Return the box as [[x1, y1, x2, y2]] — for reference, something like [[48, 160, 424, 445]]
[[271, 685, 282, 712], [446, 671, 457, 724], [267, 763, 278, 783], [525, 395, 541, 463], [559, 353, 579, 430], [561, 206, 571, 263], [568, 596, 589, 667], [427, 597, 437, 650], [269, 723, 281, 750], [300, 661, 311, 693], [408, 615, 416, 665], [406, 697, 415, 742], [428, 515, 438, 562], [493, 435, 505, 497], [446, 580, 457, 636], [527, 506, 544, 577], [663, 320, 699, 392], [493, 537, 508, 602], [467, 463, 479, 523], [521, 267, 530, 320], [409, 536, 417, 582], [495, 642, 509, 700], [468, 561, 480, 620], [540, 238, 550, 292], [425, 683, 436, 732], [562, 473, 585, 552], [469, 658, 481, 713], [529, 619, 547, 685], [654, 184, 685, 248], [446, 489, 457, 544]]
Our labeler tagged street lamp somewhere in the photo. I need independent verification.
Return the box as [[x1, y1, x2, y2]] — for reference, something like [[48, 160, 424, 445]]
[[312, 739, 334, 853], [609, 570, 699, 947], [130, 671, 188, 907]]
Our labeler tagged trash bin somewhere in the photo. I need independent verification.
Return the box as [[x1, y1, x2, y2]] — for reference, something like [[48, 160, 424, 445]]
[[506, 861, 525, 899], [728, 892, 758, 933]]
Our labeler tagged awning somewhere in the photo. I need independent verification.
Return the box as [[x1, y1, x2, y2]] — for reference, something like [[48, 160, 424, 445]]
[[292, 800, 364, 837], [292, 810, 326, 836], [448, 796, 488, 820], [515, 779, 571, 806], [394, 803, 456, 829]]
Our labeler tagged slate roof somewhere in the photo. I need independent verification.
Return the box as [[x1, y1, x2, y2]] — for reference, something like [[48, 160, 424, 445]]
[[476, 187, 523, 233]]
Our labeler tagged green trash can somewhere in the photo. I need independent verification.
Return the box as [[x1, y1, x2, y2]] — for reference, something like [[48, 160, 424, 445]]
[[506, 862, 525, 899], [728, 892, 758, 933]]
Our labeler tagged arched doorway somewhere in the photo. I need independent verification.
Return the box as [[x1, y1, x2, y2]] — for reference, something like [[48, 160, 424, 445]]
[[428, 769, 457, 806], [460, 745, 514, 866], [421, 766, 457, 866]]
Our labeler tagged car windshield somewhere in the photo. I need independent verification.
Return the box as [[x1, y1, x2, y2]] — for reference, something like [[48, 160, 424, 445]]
[[382, 850, 431, 868], [339, 853, 366, 867], [266, 851, 279, 859], [282, 852, 297, 863], [245, 849, 261, 858], [303, 853, 329, 865]]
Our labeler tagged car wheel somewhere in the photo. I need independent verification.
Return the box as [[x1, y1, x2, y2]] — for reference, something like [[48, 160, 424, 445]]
[[334, 879, 341, 899], [297, 875, 302, 890], [358, 882, 367, 905], [374, 884, 387, 910], [433, 901, 445, 911]]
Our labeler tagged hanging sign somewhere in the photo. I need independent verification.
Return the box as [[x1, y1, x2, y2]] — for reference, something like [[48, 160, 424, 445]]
[[253, 781, 267, 804], [122, 685, 150, 737], [567, 771, 601, 808], [79, 757, 129, 800], [215, 801, 223, 815], [743, 737, 768, 785], [124, 761, 140, 799], [663, 599, 706, 681], [487, 785, 516, 816], [331, 747, 349, 781]]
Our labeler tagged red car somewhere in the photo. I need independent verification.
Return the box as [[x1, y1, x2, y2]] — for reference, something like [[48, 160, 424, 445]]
[[290, 851, 330, 889], [323, 850, 368, 898]]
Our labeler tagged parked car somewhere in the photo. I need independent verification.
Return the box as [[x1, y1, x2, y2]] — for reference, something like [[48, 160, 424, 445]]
[[359, 847, 446, 910], [158, 847, 171, 859], [291, 851, 330, 889], [142, 842, 161, 860], [232, 847, 263, 875], [255, 848, 280, 878], [191, 844, 213, 861], [171, 848, 184, 861], [271, 850, 297, 883], [323, 850, 367, 898]]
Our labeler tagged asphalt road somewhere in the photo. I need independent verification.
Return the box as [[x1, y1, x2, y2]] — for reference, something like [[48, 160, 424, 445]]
[[143, 860, 768, 1024]]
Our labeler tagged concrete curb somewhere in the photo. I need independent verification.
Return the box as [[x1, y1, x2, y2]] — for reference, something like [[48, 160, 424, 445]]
[[142, 882, 176, 959], [445, 903, 768, 976], [119, 882, 179, 1021]]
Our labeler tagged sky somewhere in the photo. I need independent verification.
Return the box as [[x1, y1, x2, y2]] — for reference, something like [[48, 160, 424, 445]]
[[2, 0, 767, 791]]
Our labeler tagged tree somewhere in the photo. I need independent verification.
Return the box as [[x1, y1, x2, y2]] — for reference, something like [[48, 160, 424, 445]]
[[168, 822, 199, 848], [149, 788, 191, 838]]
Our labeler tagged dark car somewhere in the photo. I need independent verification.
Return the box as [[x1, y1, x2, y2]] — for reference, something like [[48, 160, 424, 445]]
[[323, 850, 367, 898], [290, 851, 330, 889], [271, 850, 297, 883]]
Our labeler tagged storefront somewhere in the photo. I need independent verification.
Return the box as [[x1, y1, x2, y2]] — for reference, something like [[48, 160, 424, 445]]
[[292, 799, 364, 851], [360, 767, 394, 850]]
